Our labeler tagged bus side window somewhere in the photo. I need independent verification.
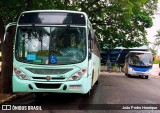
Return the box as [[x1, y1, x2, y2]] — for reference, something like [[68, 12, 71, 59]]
[[89, 30, 94, 49], [88, 29, 93, 59]]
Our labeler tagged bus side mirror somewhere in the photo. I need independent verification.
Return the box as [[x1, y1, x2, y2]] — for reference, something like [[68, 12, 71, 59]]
[[3, 22, 17, 43], [3, 32, 9, 43]]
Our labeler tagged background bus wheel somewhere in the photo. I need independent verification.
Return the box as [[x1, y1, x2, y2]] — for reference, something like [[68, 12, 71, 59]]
[[145, 76, 148, 79], [126, 74, 131, 77], [125, 73, 129, 77], [34, 93, 43, 99]]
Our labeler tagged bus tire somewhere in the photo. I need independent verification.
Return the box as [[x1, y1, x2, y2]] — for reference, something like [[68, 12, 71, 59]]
[[95, 79, 99, 85], [82, 90, 91, 98], [145, 76, 148, 79], [95, 69, 99, 85], [91, 70, 94, 86], [125, 73, 129, 77], [127, 74, 131, 77]]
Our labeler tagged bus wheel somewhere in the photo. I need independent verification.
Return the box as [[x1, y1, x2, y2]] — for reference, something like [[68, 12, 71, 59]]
[[82, 91, 91, 98], [125, 73, 129, 77], [95, 69, 99, 85], [126, 74, 130, 77], [34, 93, 43, 99], [95, 79, 99, 85]]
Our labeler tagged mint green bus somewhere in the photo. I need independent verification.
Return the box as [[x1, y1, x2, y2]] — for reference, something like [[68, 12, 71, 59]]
[[5, 10, 101, 97]]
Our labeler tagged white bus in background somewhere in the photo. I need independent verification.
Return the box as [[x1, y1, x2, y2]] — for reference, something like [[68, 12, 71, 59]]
[[124, 51, 153, 79]]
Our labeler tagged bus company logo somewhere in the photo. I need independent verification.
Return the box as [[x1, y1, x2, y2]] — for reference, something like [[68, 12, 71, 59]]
[[2, 105, 11, 110], [46, 76, 51, 81]]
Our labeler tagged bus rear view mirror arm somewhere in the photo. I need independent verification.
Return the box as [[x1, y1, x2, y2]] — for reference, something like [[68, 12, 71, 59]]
[[3, 22, 17, 43], [3, 32, 9, 43]]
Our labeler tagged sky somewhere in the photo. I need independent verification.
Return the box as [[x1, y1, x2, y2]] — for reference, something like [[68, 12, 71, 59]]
[[146, 0, 160, 48]]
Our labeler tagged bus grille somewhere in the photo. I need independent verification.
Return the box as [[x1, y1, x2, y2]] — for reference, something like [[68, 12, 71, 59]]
[[35, 83, 61, 89], [26, 68, 72, 74], [32, 77, 65, 80]]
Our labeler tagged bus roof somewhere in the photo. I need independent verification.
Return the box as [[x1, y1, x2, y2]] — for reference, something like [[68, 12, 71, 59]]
[[21, 10, 87, 16], [18, 10, 88, 25]]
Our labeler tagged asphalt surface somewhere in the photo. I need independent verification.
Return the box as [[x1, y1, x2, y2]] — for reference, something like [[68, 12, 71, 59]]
[[1, 72, 160, 113]]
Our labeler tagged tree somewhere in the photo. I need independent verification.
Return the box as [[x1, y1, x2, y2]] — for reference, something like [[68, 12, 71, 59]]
[[0, 0, 32, 93], [150, 47, 157, 55], [1, 25, 16, 93], [154, 29, 160, 45], [152, 30, 160, 57], [80, 0, 158, 49], [36, 0, 158, 49], [153, 58, 160, 64]]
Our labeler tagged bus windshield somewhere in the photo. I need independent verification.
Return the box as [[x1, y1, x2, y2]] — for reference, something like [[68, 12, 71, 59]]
[[15, 26, 86, 65], [129, 53, 153, 67]]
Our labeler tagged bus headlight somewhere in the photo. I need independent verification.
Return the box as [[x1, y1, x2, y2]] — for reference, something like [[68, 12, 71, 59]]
[[129, 67, 133, 71], [68, 68, 86, 81], [13, 67, 29, 80]]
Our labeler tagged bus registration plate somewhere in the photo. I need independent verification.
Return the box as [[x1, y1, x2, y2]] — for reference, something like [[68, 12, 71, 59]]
[[136, 72, 144, 75]]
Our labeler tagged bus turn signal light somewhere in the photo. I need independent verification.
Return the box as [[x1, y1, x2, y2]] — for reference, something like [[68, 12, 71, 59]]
[[13, 67, 29, 80]]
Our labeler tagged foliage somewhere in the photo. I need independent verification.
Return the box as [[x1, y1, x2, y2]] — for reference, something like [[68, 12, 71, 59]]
[[152, 36, 160, 56], [149, 47, 157, 55], [0, 0, 158, 93], [0, 0, 25, 25], [155, 30, 160, 37], [0, 0, 158, 49], [155, 30, 160, 46], [153, 58, 160, 64]]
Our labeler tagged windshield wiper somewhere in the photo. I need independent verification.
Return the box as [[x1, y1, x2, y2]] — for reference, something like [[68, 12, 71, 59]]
[[140, 61, 147, 66], [58, 25, 70, 39]]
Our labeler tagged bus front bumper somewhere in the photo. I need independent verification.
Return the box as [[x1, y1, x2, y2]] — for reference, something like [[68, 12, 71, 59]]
[[12, 76, 90, 94], [128, 70, 151, 76]]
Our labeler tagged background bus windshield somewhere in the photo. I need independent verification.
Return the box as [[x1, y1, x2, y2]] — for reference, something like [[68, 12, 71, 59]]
[[15, 26, 86, 65], [129, 53, 153, 66]]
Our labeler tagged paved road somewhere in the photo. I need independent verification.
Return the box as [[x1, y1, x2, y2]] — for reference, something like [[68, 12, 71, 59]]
[[2, 72, 160, 113]]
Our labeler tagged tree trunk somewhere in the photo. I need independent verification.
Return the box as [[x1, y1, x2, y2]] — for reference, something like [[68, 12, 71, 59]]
[[0, 17, 5, 93], [0, 20, 15, 94], [0, 0, 33, 94]]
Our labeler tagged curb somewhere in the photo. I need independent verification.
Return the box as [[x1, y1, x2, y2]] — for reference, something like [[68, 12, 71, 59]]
[[0, 93, 31, 105], [150, 76, 160, 78]]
